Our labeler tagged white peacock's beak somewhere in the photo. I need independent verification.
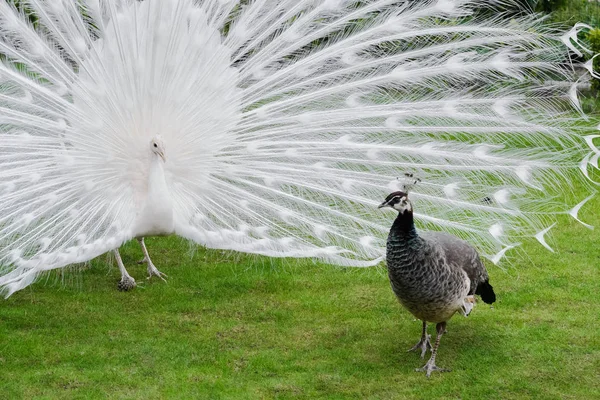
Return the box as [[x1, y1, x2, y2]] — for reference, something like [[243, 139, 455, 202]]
[[158, 152, 166, 162]]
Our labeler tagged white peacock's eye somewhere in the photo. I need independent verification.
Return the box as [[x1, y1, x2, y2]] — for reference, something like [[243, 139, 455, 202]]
[[153, 143, 157, 148]]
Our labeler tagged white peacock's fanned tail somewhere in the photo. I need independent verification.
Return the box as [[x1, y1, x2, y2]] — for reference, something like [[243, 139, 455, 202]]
[[0, 0, 597, 296]]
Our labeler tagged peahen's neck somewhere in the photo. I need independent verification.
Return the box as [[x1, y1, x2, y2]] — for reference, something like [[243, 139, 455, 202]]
[[390, 211, 418, 240], [386, 210, 423, 271]]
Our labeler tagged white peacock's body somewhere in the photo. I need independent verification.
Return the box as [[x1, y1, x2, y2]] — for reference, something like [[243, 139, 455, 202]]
[[0, 0, 597, 296], [132, 149, 175, 238]]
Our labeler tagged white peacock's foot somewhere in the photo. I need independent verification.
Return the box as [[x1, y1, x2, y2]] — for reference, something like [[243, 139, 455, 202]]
[[117, 275, 136, 291], [147, 262, 167, 281], [415, 361, 451, 378], [407, 334, 432, 359]]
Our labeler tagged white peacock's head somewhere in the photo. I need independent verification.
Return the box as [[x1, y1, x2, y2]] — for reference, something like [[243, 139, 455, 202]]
[[150, 136, 166, 162], [378, 191, 412, 214], [69, 0, 241, 187]]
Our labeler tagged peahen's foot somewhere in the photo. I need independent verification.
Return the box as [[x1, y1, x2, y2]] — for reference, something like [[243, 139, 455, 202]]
[[408, 334, 432, 359], [146, 261, 167, 281], [117, 275, 136, 291], [415, 321, 450, 377], [415, 360, 450, 378]]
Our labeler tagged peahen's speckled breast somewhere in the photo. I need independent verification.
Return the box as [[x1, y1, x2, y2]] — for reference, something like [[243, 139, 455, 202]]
[[386, 215, 469, 323]]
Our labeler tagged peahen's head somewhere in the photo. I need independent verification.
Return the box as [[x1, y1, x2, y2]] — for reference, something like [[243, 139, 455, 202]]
[[378, 191, 412, 214], [150, 135, 166, 162]]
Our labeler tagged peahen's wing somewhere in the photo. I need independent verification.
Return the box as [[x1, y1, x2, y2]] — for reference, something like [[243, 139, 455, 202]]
[[172, 0, 597, 264]]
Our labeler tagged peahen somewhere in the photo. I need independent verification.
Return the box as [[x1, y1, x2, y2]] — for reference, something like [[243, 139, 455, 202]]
[[0, 0, 597, 296], [379, 190, 496, 377]]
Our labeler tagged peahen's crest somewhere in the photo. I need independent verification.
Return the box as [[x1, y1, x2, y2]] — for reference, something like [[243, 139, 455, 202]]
[[398, 173, 422, 194], [0, 0, 597, 296]]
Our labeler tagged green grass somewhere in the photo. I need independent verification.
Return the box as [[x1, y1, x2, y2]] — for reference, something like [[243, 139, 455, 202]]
[[2, 2, 600, 397], [0, 193, 599, 399]]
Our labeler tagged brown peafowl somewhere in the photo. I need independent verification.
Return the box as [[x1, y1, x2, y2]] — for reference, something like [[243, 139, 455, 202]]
[[379, 191, 496, 377]]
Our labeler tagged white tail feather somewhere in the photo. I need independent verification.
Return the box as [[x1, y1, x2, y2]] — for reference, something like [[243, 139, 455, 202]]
[[568, 195, 595, 230], [534, 223, 556, 253], [0, 0, 597, 296]]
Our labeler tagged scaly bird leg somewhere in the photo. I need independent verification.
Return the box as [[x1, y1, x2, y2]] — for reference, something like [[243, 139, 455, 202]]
[[114, 249, 136, 291], [408, 320, 432, 358], [416, 321, 451, 377], [137, 237, 167, 281]]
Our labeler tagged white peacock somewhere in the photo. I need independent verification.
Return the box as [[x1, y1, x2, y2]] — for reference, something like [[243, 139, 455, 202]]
[[0, 0, 597, 295]]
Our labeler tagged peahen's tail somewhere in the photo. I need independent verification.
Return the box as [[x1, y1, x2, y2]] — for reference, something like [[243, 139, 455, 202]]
[[476, 280, 496, 304]]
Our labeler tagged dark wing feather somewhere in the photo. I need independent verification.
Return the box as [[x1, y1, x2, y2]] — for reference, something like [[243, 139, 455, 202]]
[[421, 231, 495, 303]]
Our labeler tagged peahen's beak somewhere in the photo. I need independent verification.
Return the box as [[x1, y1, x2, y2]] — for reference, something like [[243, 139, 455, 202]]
[[378, 201, 390, 209]]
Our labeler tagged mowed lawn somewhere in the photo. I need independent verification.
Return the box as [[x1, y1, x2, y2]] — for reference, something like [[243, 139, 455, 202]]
[[0, 191, 599, 399]]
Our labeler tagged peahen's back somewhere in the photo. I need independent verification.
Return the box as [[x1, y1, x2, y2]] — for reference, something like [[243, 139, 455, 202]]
[[0, 0, 597, 296], [421, 231, 493, 300]]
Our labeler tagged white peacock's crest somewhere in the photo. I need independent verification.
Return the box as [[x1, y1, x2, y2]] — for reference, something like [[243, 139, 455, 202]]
[[0, 0, 597, 296]]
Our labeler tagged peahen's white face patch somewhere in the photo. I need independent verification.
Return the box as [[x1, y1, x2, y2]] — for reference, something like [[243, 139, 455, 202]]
[[392, 196, 413, 214], [379, 192, 412, 213]]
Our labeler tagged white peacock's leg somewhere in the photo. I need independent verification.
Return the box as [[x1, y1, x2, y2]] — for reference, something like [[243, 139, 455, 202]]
[[114, 249, 136, 291], [137, 238, 167, 281]]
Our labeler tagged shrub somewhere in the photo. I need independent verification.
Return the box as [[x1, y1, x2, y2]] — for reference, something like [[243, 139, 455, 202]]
[[587, 28, 600, 93]]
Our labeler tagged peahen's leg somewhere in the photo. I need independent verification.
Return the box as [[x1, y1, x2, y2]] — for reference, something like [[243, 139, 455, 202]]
[[416, 321, 451, 377], [114, 249, 136, 291], [408, 320, 432, 358], [137, 237, 167, 281]]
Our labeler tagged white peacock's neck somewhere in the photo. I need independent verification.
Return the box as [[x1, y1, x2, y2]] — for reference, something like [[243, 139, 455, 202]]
[[131, 153, 175, 237], [148, 154, 168, 192]]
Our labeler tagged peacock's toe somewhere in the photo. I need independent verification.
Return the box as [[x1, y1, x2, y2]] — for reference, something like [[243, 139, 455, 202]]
[[147, 263, 167, 282], [415, 361, 451, 378], [407, 334, 432, 359], [117, 276, 136, 291]]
